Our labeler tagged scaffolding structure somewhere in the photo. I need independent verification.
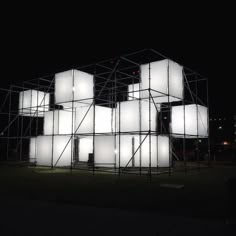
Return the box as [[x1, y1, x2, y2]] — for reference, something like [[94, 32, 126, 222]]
[[0, 49, 210, 176]]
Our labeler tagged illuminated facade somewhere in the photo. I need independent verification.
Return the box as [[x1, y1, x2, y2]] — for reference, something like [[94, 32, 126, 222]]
[[0, 49, 210, 175]]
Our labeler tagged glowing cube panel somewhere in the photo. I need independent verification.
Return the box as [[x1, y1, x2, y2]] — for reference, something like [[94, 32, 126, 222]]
[[36, 135, 72, 166], [95, 106, 115, 133], [74, 104, 94, 134], [44, 110, 74, 135], [19, 90, 50, 116], [94, 136, 115, 167], [116, 135, 139, 167], [117, 100, 157, 132], [78, 137, 93, 162], [157, 135, 171, 167], [128, 83, 140, 100], [55, 69, 94, 104], [171, 104, 208, 138], [140, 135, 158, 167], [115, 135, 170, 168], [29, 137, 37, 163], [141, 59, 183, 103], [74, 105, 114, 134]]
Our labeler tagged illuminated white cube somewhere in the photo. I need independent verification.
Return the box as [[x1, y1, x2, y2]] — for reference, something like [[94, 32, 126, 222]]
[[117, 100, 157, 132], [78, 137, 93, 162], [19, 90, 50, 116], [139, 135, 157, 167], [128, 83, 140, 100], [55, 69, 94, 104], [36, 135, 72, 167], [44, 110, 74, 135], [95, 106, 115, 133], [74, 104, 94, 134], [116, 135, 137, 167], [158, 135, 171, 167], [171, 104, 208, 138], [94, 136, 115, 167], [74, 105, 115, 134], [29, 137, 37, 163], [141, 59, 183, 103], [115, 135, 170, 167]]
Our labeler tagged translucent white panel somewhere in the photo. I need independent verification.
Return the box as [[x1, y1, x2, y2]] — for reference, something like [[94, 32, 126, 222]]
[[55, 69, 93, 104], [141, 60, 168, 95], [94, 136, 115, 167], [116, 135, 171, 167], [55, 70, 73, 104], [171, 104, 208, 138], [95, 106, 115, 133], [197, 105, 208, 137], [140, 100, 157, 131], [116, 135, 137, 167], [158, 135, 171, 167], [44, 110, 73, 135], [79, 137, 93, 162], [128, 83, 140, 100], [140, 59, 183, 103], [117, 100, 157, 132], [75, 104, 94, 134], [169, 60, 184, 100], [153, 96, 181, 104], [44, 110, 59, 135], [117, 100, 140, 132], [19, 90, 50, 116], [75, 105, 114, 134], [36, 136, 72, 167], [74, 70, 94, 102], [115, 135, 159, 168], [139, 135, 158, 167], [29, 137, 37, 163]]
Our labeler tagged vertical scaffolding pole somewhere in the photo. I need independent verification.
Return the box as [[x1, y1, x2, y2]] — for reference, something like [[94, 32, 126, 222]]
[[71, 70, 75, 173], [167, 60, 171, 176], [6, 87, 12, 161], [118, 101, 121, 176], [148, 62, 152, 179], [92, 65, 96, 176], [183, 73, 187, 174], [51, 79, 55, 169], [206, 78, 211, 167], [114, 71, 117, 171], [19, 84, 24, 161], [139, 81, 142, 176], [195, 77, 200, 171]]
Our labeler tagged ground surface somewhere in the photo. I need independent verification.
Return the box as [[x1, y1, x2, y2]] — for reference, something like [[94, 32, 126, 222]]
[[0, 163, 236, 235]]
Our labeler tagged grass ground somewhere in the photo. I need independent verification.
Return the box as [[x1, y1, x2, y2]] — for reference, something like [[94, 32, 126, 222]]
[[1, 163, 236, 220]]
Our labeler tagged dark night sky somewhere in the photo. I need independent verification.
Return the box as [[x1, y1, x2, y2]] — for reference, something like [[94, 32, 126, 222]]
[[1, 3, 235, 115]]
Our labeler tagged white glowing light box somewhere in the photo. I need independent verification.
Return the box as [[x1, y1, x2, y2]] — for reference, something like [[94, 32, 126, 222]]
[[94, 136, 115, 167], [128, 83, 140, 100], [36, 135, 72, 166], [44, 110, 74, 135], [29, 137, 37, 163], [19, 90, 50, 116], [115, 135, 171, 168], [74, 104, 94, 134], [55, 69, 94, 104], [117, 100, 157, 132], [78, 137, 93, 162], [116, 135, 138, 167], [141, 59, 183, 103], [75, 105, 115, 134], [171, 104, 208, 138], [157, 135, 171, 167]]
